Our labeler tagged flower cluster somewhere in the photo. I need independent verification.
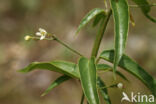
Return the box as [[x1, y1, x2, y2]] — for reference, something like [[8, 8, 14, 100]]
[[24, 28, 48, 41]]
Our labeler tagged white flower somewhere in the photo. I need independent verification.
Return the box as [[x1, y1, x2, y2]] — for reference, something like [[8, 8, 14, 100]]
[[24, 35, 31, 41], [36, 28, 47, 40], [117, 83, 123, 89]]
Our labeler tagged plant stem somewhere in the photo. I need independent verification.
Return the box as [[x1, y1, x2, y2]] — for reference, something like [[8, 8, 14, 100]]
[[91, 10, 112, 57], [98, 84, 117, 89], [52, 35, 83, 57], [31, 37, 53, 40], [80, 93, 85, 104], [96, 57, 100, 64], [129, 4, 156, 8], [30, 35, 83, 56]]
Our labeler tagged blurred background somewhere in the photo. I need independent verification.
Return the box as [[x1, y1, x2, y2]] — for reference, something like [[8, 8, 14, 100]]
[[0, 0, 156, 104]]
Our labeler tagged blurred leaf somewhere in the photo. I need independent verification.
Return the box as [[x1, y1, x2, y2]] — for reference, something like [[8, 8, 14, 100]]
[[41, 75, 71, 97], [110, 0, 129, 78], [132, 0, 156, 23], [21, 0, 40, 11], [99, 50, 156, 96], [19, 61, 79, 78], [96, 64, 129, 81], [97, 77, 111, 104], [76, 8, 106, 34], [78, 57, 100, 104]]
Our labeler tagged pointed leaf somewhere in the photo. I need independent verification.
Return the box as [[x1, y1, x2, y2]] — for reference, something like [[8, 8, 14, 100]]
[[41, 75, 71, 96], [99, 50, 156, 96], [76, 8, 106, 34], [110, 0, 129, 78], [19, 61, 79, 78], [78, 57, 99, 104], [91, 10, 112, 57], [132, 0, 156, 23], [97, 77, 111, 104]]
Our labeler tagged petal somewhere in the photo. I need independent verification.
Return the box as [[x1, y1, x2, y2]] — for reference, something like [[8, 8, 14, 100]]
[[36, 32, 41, 36], [39, 28, 47, 33], [40, 36, 45, 40]]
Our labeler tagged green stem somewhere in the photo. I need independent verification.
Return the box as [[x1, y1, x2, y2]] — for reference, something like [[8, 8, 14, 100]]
[[96, 57, 100, 64], [91, 10, 112, 57], [52, 35, 83, 57], [30, 35, 83, 56], [80, 93, 85, 104], [31, 37, 53, 40], [129, 4, 156, 8], [98, 84, 117, 89]]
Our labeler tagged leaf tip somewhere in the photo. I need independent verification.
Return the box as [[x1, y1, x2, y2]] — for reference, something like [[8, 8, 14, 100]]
[[17, 69, 27, 73]]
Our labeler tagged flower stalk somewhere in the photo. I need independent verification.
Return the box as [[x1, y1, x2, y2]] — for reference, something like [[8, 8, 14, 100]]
[[129, 4, 156, 8], [24, 28, 83, 57], [51, 35, 83, 56]]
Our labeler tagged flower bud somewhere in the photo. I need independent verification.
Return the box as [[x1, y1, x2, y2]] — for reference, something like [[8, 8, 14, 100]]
[[117, 83, 123, 89], [24, 35, 31, 41]]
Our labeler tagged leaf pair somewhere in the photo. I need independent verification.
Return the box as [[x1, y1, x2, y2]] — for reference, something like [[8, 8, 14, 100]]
[[19, 57, 111, 104], [19, 51, 156, 103], [99, 50, 156, 96], [76, 0, 130, 79]]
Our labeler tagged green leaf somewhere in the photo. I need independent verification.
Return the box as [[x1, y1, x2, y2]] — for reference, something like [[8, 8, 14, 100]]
[[96, 64, 129, 81], [78, 57, 99, 104], [19, 61, 79, 78], [76, 8, 106, 34], [132, 0, 156, 23], [99, 50, 156, 96], [97, 77, 111, 104], [41, 75, 71, 96], [110, 0, 129, 78], [91, 10, 112, 57], [96, 64, 112, 71]]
